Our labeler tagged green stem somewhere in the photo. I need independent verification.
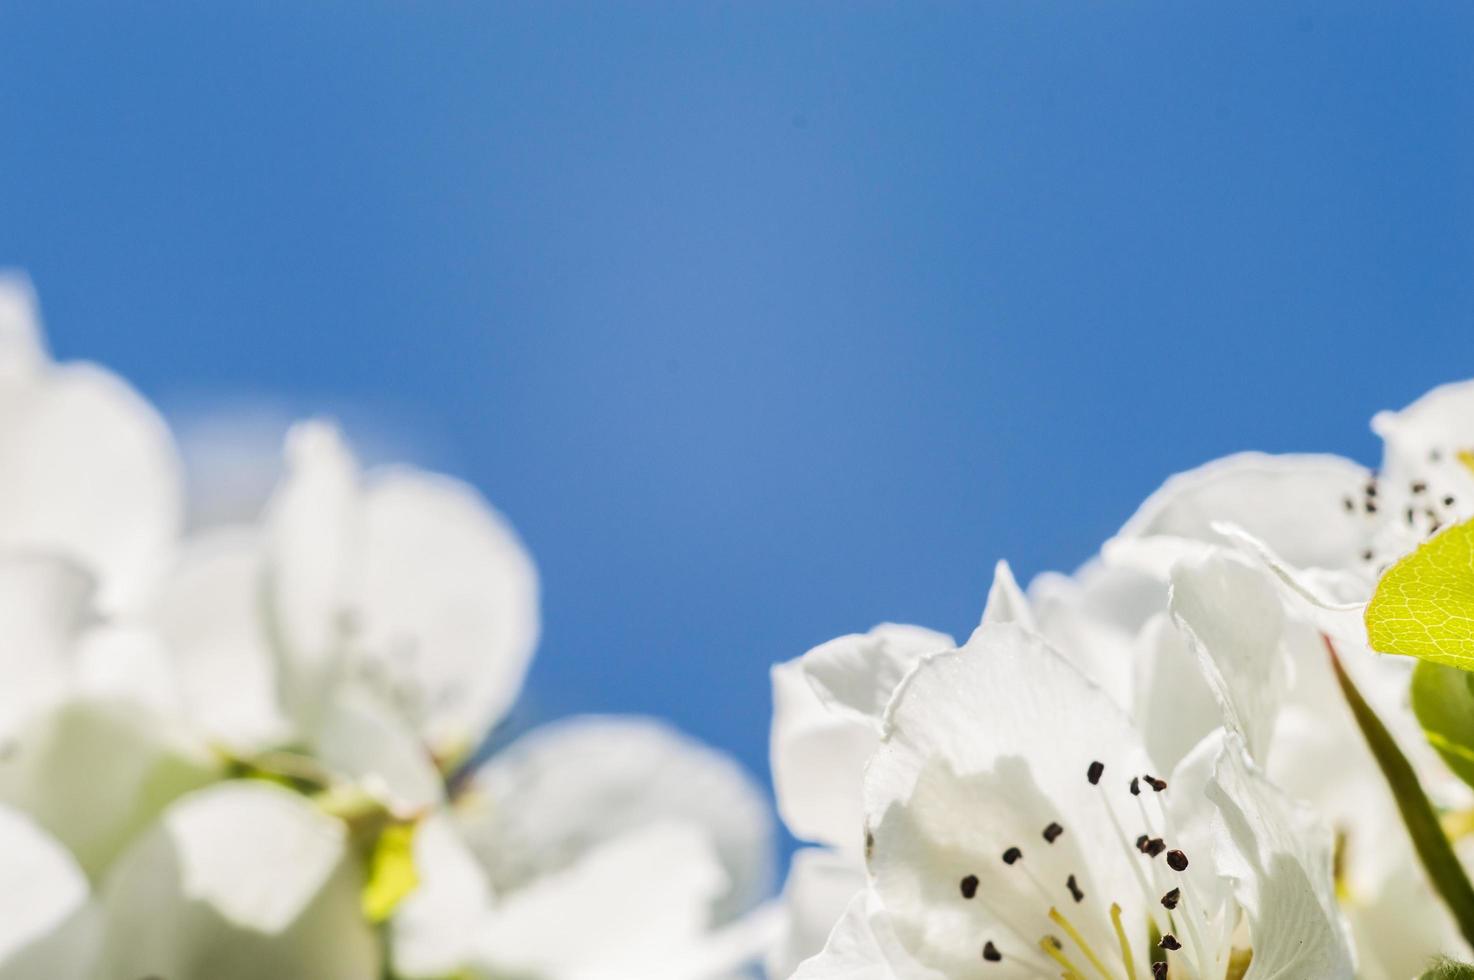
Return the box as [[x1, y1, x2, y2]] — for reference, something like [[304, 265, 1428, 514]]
[[1327, 634, 1474, 947]]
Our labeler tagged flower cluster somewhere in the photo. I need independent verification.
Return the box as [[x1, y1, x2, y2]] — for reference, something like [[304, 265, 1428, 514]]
[[12, 268, 1474, 980], [0, 276, 776, 980], [769, 382, 1474, 980]]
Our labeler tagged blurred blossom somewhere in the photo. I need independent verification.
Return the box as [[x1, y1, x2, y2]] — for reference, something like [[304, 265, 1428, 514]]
[[0, 274, 775, 979]]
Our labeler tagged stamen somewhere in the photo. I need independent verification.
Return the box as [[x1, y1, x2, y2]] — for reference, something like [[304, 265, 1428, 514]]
[[1088, 761, 1105, 785], [1066, 874, 1084, 903], [1048, 907, 1122, 980], [1159, 934, 1181, 951], [1109, 903, 1138, 980], [1129, 777, 1140, 796], [1039, 935, 1087, 980], [1096, 790, 1172, 938], [982, 940, 1003, 962], [1160, 888, 1180, 910], [1166, 850, 1189, 872], [1003, 846, 1023, 865], [1152, 963, 1167, 979], [1043, 822, 1065, 844], [1143, 775, 1167, 793], [1129, 790, 1209, 975], [960, 874, 979, 899]]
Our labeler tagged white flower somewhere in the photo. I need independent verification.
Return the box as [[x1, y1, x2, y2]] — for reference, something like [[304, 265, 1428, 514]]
[[1369, 380, 1474, 557], [1170, 548, 1469, 979], [264, 421, 539, 762], [130, 417, 774, 976], [94, 781, 380, 980], [798, 623, 1352, 979], [391, 715, 777, 980], [1102, 451, 1472, 977], [0, 274, 183, 611], [0, 279, 776, 980], [148, 419, 539, 810]]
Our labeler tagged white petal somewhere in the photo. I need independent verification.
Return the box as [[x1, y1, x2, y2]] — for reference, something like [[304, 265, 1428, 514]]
[[314, 687, 445, 815], [772, 625, 952, 853], [354, 467, 539, 752], [264, 421, 360, 729], [150, 528, 289, 749], [979, 560, 1034, 630], [73, 624, 183, 715], [0, 555, 92, 739], [0, 696, 221, 878], [1339, 851, 1467, 980], [1107, 453, 1374, 582], [865, 624, 1157, 978], [0, 804, 97, 980], [1168, 551, 1288, 761], [667, 900, 785, 980], [791, 891, 941, 980], [1028, 561, 1161, 710], [803, 625, 955, 724], [1206, 735, 1353, 979], [1161, 731, 1238, 970], [266, 421, 540, 754], [457, 715, 772, 921], [771, 657, 880, 854], [0, 288, 182, 610], [97, 783, 379, 980], [1131, 613, 1221, 773], [469, 821, 727, 980], [768, 848, 867, 980], [0, 274, 47, 379], [389, 814, 494, 979], [1209, 521, 1373, 623]]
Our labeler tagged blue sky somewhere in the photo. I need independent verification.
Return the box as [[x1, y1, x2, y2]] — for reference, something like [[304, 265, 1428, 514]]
[[4, 2, 1474, 857]]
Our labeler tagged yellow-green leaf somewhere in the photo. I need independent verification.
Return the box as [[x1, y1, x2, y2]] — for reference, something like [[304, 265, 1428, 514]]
[[361, 820, 420, 923], [1411, 659, 1474, 790], [1365, 520, 1474, 669]]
